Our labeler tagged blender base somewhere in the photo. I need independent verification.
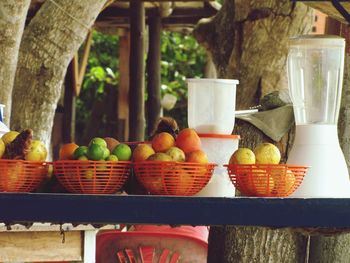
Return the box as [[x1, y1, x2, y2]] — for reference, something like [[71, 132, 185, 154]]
[[287, 124, 350, 198]]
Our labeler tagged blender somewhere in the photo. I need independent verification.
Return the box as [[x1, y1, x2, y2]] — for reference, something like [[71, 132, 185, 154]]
[[287, 35, 350, 197]]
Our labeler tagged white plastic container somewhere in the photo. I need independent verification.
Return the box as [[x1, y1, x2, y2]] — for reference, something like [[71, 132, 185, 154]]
[[0, 104, 9, 137], [187, 79, 239, 134], [195, 134, 240, 197]]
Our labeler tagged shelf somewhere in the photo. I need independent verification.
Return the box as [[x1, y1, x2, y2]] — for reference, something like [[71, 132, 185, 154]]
[[293, 1, 350, 24], [1, 193, 350, 228]]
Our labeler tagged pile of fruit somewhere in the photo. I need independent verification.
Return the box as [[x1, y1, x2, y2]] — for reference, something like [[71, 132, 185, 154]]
[[228, 143, 300, 196], [132, 128, 208, 164], [0, 129, 47, 161], [133, 128, 215, 195], [0, 129, 48, 192], [59, 137, 131, 162]]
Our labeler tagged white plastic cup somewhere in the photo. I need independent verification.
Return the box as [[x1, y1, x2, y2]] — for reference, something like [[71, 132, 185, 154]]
[[195, 134, 240, 197], [187, 79, 239, 134]]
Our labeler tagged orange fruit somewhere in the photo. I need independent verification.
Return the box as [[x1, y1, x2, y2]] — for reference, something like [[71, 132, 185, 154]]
[[59, 143, 79, 160], [175, 128, 201, 154], [186, 150, 209, 164], [152, 132, 175, 153]]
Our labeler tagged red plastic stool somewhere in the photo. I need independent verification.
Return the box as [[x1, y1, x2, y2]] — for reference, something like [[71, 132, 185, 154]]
[[96, 227, 208, 263]]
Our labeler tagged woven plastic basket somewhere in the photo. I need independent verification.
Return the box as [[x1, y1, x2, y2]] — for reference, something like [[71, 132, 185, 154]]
[[133, 161, 216, 196], [226, 164, 308, 197], [53, 160, 131, 194], [0, 160, 49, 192]]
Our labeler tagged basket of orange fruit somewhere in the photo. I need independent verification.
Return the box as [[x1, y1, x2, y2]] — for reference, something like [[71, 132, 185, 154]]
[[225, 143, 308, 197], [0, 129, 50, 192], [133, 128, 216, 196], [54, 137, 132, 194]]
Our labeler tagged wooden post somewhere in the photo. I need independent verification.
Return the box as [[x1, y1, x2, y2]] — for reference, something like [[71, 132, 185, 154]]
[[118, 32, 130, 141], [146, 14, 162, 138], [63, 61, 76, 143], [129, 1, 145, 142]]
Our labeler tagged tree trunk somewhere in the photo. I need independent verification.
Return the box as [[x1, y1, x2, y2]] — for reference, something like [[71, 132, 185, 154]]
[[193, 1, 314, 262], [11, 0, 107, 151], [308, 24, 350, 263], [193, 0, 314, 109], [0, 0, 30, 125]]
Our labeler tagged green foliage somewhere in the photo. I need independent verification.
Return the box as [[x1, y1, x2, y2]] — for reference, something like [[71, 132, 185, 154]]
[[75, 30, 207, 142], [75, 31, 119, 143], [160, 31, 207, 129]]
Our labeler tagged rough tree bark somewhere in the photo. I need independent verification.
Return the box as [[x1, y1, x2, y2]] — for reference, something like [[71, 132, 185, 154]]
[[194, 0, 314, 109], [193, 1, 314, 262], [10, 0, 108, 151], [0, 0, 31, 125]]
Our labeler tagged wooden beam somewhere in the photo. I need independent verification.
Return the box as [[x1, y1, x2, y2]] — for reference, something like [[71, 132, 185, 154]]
[[118, 32, 130, 141], [128, 0, 145, 141], [72, 54, 79, 96], [298, 1, 350, 24], [76, 30, 93, 96], [63, 61, 76, 143], [146, 15, 162, 137]]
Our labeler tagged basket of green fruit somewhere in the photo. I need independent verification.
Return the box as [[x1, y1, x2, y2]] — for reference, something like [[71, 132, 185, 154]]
[[53, 137, 132, 194]]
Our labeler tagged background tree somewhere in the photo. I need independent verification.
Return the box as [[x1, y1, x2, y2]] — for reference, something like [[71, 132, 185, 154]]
[[9, 0, 108, 152], [0, 0, 31, 125], [193, 1, 314, 262]]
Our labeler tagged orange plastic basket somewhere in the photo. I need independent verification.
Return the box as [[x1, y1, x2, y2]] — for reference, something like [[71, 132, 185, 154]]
[[53, 160, 131, 194], [0, 160, 49, 192], [225, 164, 308, 197], [133, 161, 216, 196]]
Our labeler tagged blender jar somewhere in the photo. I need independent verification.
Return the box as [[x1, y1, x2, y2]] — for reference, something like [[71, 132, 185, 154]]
[[187, 79, 239, 134], [288, 35, 345, 125]]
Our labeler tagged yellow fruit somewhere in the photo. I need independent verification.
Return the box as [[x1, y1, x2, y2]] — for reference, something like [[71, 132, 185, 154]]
[[251, 168, 274, 195], [133, 144, 155, 162], [1, 131, 19, 145], [25, 140, 47, 161], [229, 148, 255, 165], [0, 139, 5, 158], [271, 169, 296, 195], [254, 143, 281, 164]]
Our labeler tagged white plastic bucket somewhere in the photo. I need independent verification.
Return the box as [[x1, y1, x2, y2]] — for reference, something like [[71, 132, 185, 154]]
[[195, 134, 240, 197], [187, 79, 239, 134]]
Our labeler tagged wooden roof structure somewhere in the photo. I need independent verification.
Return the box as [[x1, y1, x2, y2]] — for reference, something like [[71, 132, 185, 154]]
[[29, 1, 220, 31]]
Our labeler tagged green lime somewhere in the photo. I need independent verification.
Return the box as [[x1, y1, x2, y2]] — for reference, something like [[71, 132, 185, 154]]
[[97, 160, 108, 171], [88, 137, 107, 148], [106, 154, 118, 161], [78, 155, 88, 161], [112, 143, 132, 161], [103, 147, 110, 160], [87, 143, 105, 160], [84, 170, 94, 180], [73, 146, 88, 159]]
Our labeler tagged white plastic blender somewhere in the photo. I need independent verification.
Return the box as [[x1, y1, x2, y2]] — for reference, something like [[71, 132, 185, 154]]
[[287, 35, 350, 197]]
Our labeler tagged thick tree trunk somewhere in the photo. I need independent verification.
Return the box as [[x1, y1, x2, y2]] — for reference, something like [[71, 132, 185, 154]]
[[193, 1, 313, 262], [194, 0, 314, 109], [11, 0, 107, 151], [0, 0, 30, 125]]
